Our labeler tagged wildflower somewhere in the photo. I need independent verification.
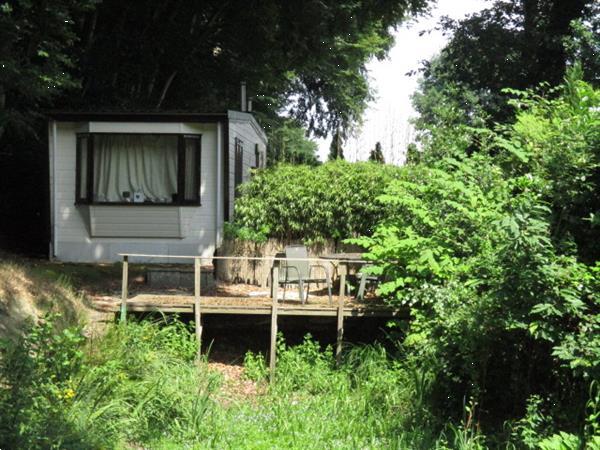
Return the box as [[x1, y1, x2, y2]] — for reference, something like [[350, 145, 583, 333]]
[[63, 388, 76, 400]]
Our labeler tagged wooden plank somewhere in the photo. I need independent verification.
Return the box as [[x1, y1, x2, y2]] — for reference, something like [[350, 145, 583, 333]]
[[344, 308, 409, 318], [336, 272, 346, 364], [194, 258, 202, 358], [127, 305, 193, 313], [117, 253, 367, 264], [109, 303, 407, 317], [270, 266, 276, 298], [120, 255, 129, 323], [269, 267, 279, 382]]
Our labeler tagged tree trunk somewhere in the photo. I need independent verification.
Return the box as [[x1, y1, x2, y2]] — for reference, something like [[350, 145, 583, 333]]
[[0, 85, 6, 141], [156, 71, 178, 109]]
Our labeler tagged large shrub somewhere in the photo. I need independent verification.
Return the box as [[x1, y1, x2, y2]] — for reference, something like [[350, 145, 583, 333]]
[[229, 160, 403, 243], [352, 71, 600, 438]]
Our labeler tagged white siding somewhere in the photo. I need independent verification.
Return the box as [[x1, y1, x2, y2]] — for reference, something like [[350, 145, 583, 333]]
[[227, 112, 268, 219], [52, 121, 221, 262], [90, 206, 182, 238]]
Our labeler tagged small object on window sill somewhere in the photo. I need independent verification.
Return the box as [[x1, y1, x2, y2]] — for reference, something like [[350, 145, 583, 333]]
[[122, 191, 131, 202], [133, 191, 145, 203]]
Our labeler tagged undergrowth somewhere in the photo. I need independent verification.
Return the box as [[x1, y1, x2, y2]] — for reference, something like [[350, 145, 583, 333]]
[[3, 318, 597, 449]]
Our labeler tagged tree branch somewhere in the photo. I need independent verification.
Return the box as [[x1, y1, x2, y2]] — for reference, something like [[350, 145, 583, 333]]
[[155, 71, 178, 109]]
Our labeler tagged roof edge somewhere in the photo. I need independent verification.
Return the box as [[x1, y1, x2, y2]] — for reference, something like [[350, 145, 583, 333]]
[[48, 111, 228, 123]]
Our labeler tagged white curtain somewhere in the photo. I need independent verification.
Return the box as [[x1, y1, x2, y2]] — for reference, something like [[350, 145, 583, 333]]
[[93, 134, 178, 203]]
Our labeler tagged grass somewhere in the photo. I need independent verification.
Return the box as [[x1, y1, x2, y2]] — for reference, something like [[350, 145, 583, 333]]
[[3, 315, 596, 449], [0, 314, 490, 449]]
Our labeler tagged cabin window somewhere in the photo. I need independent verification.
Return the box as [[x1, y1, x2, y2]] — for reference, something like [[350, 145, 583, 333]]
[[234, 137, 244, 192], [254, 144, 260, 169], [75, 133, 201, 205]]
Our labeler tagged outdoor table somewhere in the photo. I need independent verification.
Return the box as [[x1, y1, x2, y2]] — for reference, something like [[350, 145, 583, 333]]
[[320, 252, 366, 298]]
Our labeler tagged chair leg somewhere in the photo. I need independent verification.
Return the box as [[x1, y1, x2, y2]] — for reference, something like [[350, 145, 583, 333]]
[[306, 282, 310, 304], [357, 273, 367, 301], [282, 282, 286, 301], [299, 279, 305, 305], [326, 278, 332, 306]]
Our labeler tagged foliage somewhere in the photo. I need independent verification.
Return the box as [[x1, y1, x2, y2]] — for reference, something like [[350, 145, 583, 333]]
[[228, 160, 402, 243], [0, 317, 475, 449], [497, 65, 600, 262], [412, 0, 597, 132], [59, 0, 428, 137], [0, 315, 87, 449], [410, 75, 491, 165], [353, 73, 600, 436], [369, 141, 385, 163], [0, 316, 216, 449], [564, 3, 600, 86], [0, 0, 93, 139], [0, 0, 94, 254], [266, 118, 319, 166], [328, 130, 345, 160], [2, 312, 597, 448]]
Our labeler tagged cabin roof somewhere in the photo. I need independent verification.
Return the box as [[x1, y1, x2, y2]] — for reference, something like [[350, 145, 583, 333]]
[[48, 110, 267, 143], [47, 111, 228, 123]]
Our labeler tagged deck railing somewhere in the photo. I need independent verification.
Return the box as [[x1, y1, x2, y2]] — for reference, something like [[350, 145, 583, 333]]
[[117, 252, 374, 379]]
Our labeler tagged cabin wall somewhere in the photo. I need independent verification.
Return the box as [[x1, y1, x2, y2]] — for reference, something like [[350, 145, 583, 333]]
[[51, 121, 220, 263], [227, 113, 267, 220]]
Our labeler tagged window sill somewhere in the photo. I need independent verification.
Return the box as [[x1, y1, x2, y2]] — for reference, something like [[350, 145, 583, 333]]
[[75, 201, 201, 207]]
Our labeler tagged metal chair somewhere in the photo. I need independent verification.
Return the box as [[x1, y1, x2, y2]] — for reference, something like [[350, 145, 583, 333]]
[[355, 265, 379, 300], [278, 245, 333, 305]]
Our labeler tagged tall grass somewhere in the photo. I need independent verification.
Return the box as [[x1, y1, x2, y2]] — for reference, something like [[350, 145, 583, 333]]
[[1, 317, 590, 449]]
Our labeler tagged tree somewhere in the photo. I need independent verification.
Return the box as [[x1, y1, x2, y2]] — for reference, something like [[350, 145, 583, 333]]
[[368, 141, 385, 163], [564, 3, 600, 85], [413, 0, 595, 129], [0, 0, 92, 140], [328, 130, 345, 160], [266, 119, 319, 166], [70, 0, 429, 137]]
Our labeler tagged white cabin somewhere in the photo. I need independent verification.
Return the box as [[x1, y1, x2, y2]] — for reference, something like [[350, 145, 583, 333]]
[[48, 111, 267, 262]]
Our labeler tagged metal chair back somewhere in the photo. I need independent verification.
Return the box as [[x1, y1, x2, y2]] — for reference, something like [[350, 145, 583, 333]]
[[283, 245, 310, 281]]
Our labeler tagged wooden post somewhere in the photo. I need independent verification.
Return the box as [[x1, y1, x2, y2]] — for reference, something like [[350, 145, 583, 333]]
[[336, 264, 346, 365], [194, 257, 202, 358], [120, 255, 129, 323], [269, 267, 279, 382], [270, 261, 276, 298]]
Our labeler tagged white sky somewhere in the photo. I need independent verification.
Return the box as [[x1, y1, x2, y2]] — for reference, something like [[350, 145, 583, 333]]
[[316, 0, 489, 163]]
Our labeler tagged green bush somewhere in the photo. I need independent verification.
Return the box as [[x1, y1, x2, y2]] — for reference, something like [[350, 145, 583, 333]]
[[351, 71, 600, 438], [0, 316, 90, 449], [229, 159, 403, 243]]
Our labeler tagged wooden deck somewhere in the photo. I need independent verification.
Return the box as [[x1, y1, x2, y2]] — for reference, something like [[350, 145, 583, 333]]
[[113, 253, 405, 377], [94, 294, 407, 318]]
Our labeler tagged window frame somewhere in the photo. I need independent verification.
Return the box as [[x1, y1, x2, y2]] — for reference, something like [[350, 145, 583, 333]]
[[75, 132, 202, 206], [254, 143, 261, 169], [234, 137, 244, 193]]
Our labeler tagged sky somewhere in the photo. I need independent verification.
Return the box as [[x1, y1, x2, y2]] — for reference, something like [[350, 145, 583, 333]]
[[316, 0, 489, 163]]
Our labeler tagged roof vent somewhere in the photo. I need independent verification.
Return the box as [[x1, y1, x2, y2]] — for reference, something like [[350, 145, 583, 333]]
[[240, 81, 247, 112]]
